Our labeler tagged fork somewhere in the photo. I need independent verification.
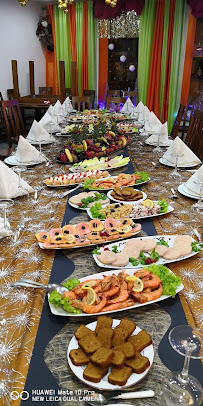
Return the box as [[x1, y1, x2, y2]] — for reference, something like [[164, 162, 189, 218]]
[[58, 183, 83, 198]]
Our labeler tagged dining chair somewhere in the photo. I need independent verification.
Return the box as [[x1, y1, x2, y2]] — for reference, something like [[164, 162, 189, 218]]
[[83, 90, 95, 108], [179, 99, 202, 137], [185, 109, 203, 161], [7, 89, 15, 100], [0, 92, 5, 130], [65, 88, 72, 97], [105, 90, 120, 108], [123, 90, 138, 106], [72, 96, 92, 111], [106, 97, 126, 112], [1, 99, 26, 148], [39, 87, 53, 96], [170, 104, 185, 139]]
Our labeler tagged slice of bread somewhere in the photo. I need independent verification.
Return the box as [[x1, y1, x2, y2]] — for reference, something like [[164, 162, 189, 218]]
[[83, 362, 108, 383], [95, 315, 113, 334], [96, 327, 114, 349], [69, 348, 89, 366], [115, 319, 136, 337], [125, 352, 150, 374], [78, 335, 102, 354], [75, 324, 95, 341], [108, 365, 132, 386], [112, 328, 129, 347], [128, 330, 152, 352], [114, 342, 135, 358], [90, 347, 114, 367], [111, 350, 126, 368]]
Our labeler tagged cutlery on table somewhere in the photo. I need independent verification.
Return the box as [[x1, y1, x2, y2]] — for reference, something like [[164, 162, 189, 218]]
[[171, 188, 178, 199], [58, 183, 83, 198], [151, 161, 159, 168], [11, 280, 67, 295], [85, 390, 155, 405], [193, 229, 202, 242]]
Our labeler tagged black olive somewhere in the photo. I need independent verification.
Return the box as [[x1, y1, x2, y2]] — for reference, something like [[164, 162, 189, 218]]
[[56, 237, 62, 241], [82, 226, 85, 229], [93, 223, 97, 228], [123, 220, 127, 224], [115, 204, 119, 208], [75, 235, 79, 238], [43, 235, 47, 239], [55, 232, 59, 235], [64, 230, 69, 234], [110, 209, 115, 213]]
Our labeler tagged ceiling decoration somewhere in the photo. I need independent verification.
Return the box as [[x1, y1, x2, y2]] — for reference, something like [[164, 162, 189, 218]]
[[98, 10, 140, 38]]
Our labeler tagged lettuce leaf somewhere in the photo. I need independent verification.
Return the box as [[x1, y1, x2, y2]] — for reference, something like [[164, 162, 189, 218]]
[[89, 203, 105, 219], [157, 198, 169, 213], [134, 172, 149, 183], [48, 290, 82, 313], [63, 278, 80, 291], [148, 264, 182, 297]]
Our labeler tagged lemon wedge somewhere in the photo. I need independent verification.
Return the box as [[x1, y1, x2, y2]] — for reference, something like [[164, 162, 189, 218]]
[[142, 199, 154, 209], [65, 234, 75, 243], [81, 286, 96, 305], [125, 276, 138, 281], [125, 276, 144, 292]]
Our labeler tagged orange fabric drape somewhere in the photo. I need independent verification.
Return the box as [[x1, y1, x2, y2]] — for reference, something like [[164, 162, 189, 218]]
[[69, 3, 78, 95], [146, 0, 165, 117], [81, 1, 88, 95], [180, 12, 196, 105], [98, 38, 108, 105], [161, 0, 176, 123], [46, 5, 59, 94]]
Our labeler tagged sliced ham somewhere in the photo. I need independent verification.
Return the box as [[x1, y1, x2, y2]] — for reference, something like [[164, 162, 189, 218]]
[[98, 250, 117, 264], [152, 244, 168, 257], [173, 243, 192, 256], [112, 252, 130, 267], [142, 239, 157, 252], [162, 247, 182, 260], [174, 235, 193, 245]]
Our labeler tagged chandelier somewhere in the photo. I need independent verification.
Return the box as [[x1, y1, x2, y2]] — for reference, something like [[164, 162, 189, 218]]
[[17, 0, 117, 11], [18, 0, 29, 6]]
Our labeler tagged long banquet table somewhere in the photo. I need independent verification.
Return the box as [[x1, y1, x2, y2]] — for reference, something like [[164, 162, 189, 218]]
[[0, 133, 203, 406]]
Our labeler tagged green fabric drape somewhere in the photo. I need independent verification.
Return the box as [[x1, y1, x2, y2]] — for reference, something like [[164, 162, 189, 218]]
[[167, 0, 189, 132], [88, 1, 97, 91], [54, 6, 71, 89], [138, 0, 156, 104], [159, 0, 170, 119], [75, 2, 83, 95]]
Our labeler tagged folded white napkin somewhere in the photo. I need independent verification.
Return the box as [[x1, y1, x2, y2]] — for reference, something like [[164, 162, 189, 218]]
[[53, 100, 62, 115], [184, 165, 203, 196], [143, 106, 150, 121], [161, 137, 201, 166], [0, 217, 13, 238], [39, 112, 61, 133], [27, 120, 55, 143], [63, 97, 73, 113], [15, 135, 46, 164], [144, 111, 162, 133], [134, 101, 145, 113], [146, 122, 168, 144], [121, 98, 134, 113], [0, 161, 33, 198], [47, 105, 63, 124]]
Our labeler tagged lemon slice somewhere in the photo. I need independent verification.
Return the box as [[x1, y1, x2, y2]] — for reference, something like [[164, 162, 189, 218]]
[[125, 276, 138, 281], [65, 234, 75, 243], [82, 281, 97, 288], [142, 199, 154, 209], [132, 277, 144, 292], [117, 225, 132, 233], [82, 286, 96, 305]]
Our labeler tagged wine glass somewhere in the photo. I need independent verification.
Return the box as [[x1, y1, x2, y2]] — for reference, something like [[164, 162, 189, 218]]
[[0, 362, 13, 404], [153, 133, 162, 154], [191, 180, 203, 212], [0, 199, 14, 230], [12, 166, 29, 197], [161, 325, 203, 406], [169, 153, 184, 178]]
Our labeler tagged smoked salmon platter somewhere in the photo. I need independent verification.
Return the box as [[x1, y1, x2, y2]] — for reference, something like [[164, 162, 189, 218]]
[[93, 235, 202, 269]]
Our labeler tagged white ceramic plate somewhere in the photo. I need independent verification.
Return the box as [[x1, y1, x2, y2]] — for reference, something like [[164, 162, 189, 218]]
[[48, 267, 183, 317], [87, 203, 174, 220], [69, 161, 130, 173], [27, 139, 54, 145], [107, 189, 147, 204], [84, 175, 150, 191], [93, 234, 199, 269], [38, 223, 142, 250], [159, 157, 200, 168], [68, 197, 110, 211], [178, 184, 199, 200], [67, 319, 154, 390], [4, 155, 46, 166], [145, 139, 172, 147]]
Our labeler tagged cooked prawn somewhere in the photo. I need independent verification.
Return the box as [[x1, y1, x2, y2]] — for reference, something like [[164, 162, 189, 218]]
[[134, 270, 151, 279], [143, 274, 161, 290], [63, 291, 77, 300], [102, 298, 135, 312], [131, 284, 163, 303], [81, 293, 107, 314], [106, 280, 129, 305]]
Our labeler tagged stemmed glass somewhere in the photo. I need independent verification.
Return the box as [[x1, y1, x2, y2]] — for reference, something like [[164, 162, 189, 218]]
[[0, 199, 14, 230], [161, 325, 203, 406], [169, 153, 184, 178], [0, 362, 13, 404], [191, 180, 203, 212], [153, 133, 162, 154], [12, 166, 29, 197]]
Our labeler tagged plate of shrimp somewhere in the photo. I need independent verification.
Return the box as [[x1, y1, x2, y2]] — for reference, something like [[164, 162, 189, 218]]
[[48, 268, 183, 317]]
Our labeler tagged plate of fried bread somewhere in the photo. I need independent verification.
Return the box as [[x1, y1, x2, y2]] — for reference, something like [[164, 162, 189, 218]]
[[93, 234, 202, 269], [67, 317, 154, 390], [107, 188, 147, 203]]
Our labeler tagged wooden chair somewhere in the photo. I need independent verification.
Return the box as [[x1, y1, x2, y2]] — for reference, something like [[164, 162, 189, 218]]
[[0, 92, 5, 130], [106, 97, 126, 112], [7, 89, 15, 100], [72, 96, 91, 111], [39, 87, 53, 96], [1, 100, 25, 147], [83, 90, 95, 108], [105, 90, 120, 108], [179, 100, 202, 137], [170, 104, 185, 139], [185, 110, 203, 161], [123, 90, 138, 106], [65, 88, 72, 97]]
